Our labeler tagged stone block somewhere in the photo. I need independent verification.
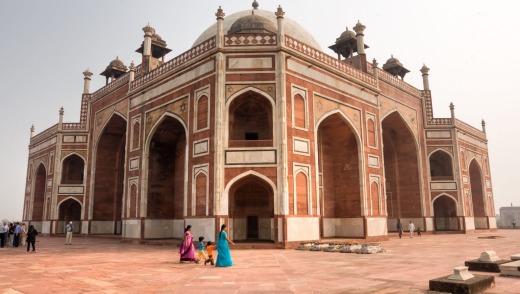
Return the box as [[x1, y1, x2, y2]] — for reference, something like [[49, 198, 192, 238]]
[[465, 259, 511, 273], [358, 243, 385, 254], [448, 266, 474, 281], [511, 254, 520, 261], [429, 274, 494, 294], [499, 260, 520, 277], [478, 251, 500, 262]]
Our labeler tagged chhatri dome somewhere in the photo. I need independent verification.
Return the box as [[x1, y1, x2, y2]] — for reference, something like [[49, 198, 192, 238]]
[[192, 2, 322, 50]]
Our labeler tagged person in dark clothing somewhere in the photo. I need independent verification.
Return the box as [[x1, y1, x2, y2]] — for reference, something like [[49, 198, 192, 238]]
[[396, 219, 403, 239], [26, 225, 38, 253], [8, 223, 14, 246]]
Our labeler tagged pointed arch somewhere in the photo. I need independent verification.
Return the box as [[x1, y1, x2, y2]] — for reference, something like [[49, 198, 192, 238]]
[[432, 193, 459, 231], [142, 111, 188, 219], [61, 153, 86, 185], [469, 159, 487, 229], [225, 171, 275, 241], [225, 87, 275, 148], [90, 112, 127, 234], [382, 110, 423, 221], [428, 149, 454, 181], [31, 162, 47, 221]]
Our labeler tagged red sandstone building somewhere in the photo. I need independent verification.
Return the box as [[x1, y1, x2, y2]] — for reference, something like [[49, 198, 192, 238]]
[[23, 3, 496, 247]]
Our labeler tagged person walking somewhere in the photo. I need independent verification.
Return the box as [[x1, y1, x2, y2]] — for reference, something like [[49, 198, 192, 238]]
[[408, 221, 415, 238], [513, 220, 517, 229], [0, 223, 7, 248], [179, 225, 198, 263], [13, 222, 21, 247], [396, 219, 403, 239], [205, 241, 216, 266], [21, 223, 28, 246], [215, 224, 235, 267], [65, 221, 74, 245], [196, 236, 208, 263], [26, 225, 38, 253], [7, 223, 14, 246]]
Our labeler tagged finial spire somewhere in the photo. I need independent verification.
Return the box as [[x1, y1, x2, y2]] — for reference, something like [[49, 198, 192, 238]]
[[216, 6, 225, 19], [275, 5, 285, 19], [252, 0, 259, 9]]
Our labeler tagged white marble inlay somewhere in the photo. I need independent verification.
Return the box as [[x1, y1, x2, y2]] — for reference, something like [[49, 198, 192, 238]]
[[430, 182, 457, 190], [225, 150, 276, 165], [426, 130, 451, 139], [368, 155, 379, 168], [58, 186, 84, 194], [293, 138, 309, 154], [228, 57, 272, 69], [194, 139, 209, 156]]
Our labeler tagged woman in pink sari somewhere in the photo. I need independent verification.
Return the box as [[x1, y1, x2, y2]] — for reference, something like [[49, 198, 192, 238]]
[[179, 225, 198, 263]]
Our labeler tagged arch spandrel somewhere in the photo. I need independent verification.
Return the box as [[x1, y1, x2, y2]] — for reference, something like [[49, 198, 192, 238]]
[[144, 97, 189, 139], [380, 99, 419, 139], [61, 150, 87, 162], [93, 110, 127, 145], [314, 95, 362, 135], [226, 84, 275, 101]]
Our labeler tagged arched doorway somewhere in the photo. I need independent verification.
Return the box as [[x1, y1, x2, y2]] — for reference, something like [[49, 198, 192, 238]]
[[228, 175, 274, 242], [317, 113, 363, 238], [228, 90, 273, 148], [32, 163, 47, 221], [61, 154, 85, 184], [469, 160, 488, 229], [429, 150, 453, 181], [147, 115, 186, 221], [433, 195, 458, 231], [92, 114, 127, 235], [58, 198, 82, 233], [382, 112, 422, 230]]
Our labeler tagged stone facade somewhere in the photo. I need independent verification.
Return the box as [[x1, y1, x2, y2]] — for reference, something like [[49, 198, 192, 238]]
[[23, 4, 496, 247]]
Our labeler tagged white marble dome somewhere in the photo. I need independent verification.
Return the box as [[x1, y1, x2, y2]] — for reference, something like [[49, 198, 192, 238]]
[[193, 9, 322, 50]]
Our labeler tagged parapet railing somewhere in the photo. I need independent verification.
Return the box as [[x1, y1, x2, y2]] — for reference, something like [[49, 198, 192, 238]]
[[421, 90, 453, 126], [130, 36, 217, 90], [284, 35, 378, 87], [455, 119, 486, 140], [91, 73, 130, 101], [224, 34, 277, 46], [376, 67, 421, 97], [30, 124, 58, 146]]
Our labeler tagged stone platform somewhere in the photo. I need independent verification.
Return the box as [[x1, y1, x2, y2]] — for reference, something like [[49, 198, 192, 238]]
[[429, 274, 495, 294], [465, 259, 512, 273], [1, 230, 520, 293], [500, 260, 520, 277]]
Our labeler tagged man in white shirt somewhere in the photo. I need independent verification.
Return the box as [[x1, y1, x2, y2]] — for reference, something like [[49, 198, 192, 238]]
[[408, 221, 415, 238], [0, 223, 7, 247]]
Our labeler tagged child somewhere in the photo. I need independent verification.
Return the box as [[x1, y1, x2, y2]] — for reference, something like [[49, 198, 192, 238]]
[[196, 236, 208, 263], [205, 241, 216, 265], [417, 226, 422, 237]]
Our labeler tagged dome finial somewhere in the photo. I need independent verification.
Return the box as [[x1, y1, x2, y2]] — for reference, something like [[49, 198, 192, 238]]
[[252, 0, 259, 9]]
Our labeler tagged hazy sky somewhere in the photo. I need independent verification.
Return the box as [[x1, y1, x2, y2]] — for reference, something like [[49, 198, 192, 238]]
[[1, 1, 518, 220]]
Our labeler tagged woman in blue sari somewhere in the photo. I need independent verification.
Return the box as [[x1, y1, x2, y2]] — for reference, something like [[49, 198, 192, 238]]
[[216, 224, 234, 267]]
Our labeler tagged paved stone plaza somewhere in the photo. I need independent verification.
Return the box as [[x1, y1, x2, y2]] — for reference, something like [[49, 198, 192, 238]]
[[1, 230, 519, 293]]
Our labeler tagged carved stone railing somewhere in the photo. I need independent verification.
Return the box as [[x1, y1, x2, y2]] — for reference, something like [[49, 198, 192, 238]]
[[30, 124, 58, 146], [421, 90, 453, 126], [130, 36, 216, 90], [91, 73, 130, 101], [229, 140, 273, 148], [225, 34, 277, 46], [62, 123, 85, 130], [455, 119, 486, 140], [377, 68, 421, 97], [284, 35, 378, 87]]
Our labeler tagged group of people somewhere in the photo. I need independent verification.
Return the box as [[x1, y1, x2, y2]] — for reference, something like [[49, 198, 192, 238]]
[[396, 219, 422, 238], [1, 222, 39, 252], [179, 224, 235, 267]]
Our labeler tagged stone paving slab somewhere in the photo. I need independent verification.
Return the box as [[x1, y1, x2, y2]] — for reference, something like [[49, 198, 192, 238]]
[[1, 230, 520, 293]]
